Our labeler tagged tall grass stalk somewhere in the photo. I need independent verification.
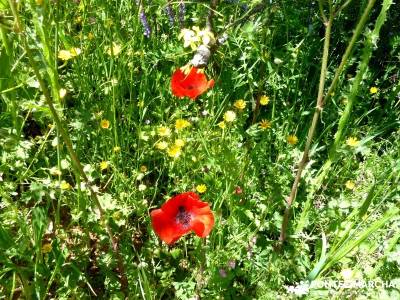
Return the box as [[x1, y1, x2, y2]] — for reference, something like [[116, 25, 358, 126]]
[[29, 0, 61, 104]]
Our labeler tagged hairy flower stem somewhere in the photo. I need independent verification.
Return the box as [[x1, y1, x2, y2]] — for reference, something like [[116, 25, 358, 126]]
[[321, 0, 378, 107], [295, 0, 388, 235], [279, 12, 333, 244], [8, 0, 129, 293], [279, 0, 378, 244], [318, 0, 389, 185]]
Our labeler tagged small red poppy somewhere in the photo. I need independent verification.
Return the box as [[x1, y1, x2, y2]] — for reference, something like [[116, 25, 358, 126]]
[[150, 192, 215, 245], [171, 67, 215, 100]]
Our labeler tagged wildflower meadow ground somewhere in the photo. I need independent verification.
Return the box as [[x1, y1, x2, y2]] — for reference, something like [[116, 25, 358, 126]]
[[0, 0, 400, 299]]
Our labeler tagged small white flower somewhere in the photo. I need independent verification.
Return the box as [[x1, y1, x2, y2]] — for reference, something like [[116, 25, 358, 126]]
[[91, 185, 100, 193], [83, 164, 93, 173], [179, 28, 199, 49]]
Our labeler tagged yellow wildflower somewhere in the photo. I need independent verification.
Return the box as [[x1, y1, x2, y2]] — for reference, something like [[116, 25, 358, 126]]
[[58, 50, 73, 61], [218, 121, 226, 129], [100, 161, 109, 171], [158, 126, 171, 137], [287, 135, 298, 145], [100, 119, 110, 129], [175, 119, 191, 131], [87, 32, 94, 40], [259, 119, 272, 130], [60, 181, 71, 190], [138, 184, 147, 191], [369, 86, 378, 94], [113, 146, 121, 153], [260, 95, 270, 106], [140, 165, 148, 173], [234, 99, 246, 111], [106, 42, 122, 56], [345, 180, 355, 190], [58, 48, 81, 61], [196, 184, 207, 194], [42, 243, 52, 253], [175, 139, 185, 147], [224, 111, 236, 123], [346, 137, 359, 147], [155, 141, 168, 150], [167, 145, 182, 158]]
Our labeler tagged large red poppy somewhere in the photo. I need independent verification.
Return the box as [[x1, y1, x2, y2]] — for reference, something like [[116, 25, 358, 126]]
[[171, 66, 215, 100], [150, 192, 215, 245]]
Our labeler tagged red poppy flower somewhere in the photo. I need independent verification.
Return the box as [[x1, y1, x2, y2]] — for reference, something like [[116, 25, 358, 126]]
[[171, 66, 215, 100], [150, 192, 215, 245]]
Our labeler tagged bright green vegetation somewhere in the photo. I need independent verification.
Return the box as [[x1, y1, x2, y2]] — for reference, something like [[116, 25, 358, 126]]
[[0, 0, 399, 299]]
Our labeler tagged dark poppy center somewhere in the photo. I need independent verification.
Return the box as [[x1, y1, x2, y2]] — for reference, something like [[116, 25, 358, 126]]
[[176, 206, 191, 228], [186, 85, 194, 90]]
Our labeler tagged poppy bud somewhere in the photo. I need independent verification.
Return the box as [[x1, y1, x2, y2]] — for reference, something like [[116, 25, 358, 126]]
[[234, 186, 243, 195]]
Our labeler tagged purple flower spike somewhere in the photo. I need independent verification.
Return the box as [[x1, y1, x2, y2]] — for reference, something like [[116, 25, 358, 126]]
[[165, 4, 175, 26], [140, 10, 151, 38], [178, 0, 185, 26]]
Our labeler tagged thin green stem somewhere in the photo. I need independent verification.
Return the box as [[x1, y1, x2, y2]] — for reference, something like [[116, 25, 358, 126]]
[[322, 0, 378, 107], [334, 0, 354, 16], [0, 26, 12, 55], [318, 0, 328, 23]]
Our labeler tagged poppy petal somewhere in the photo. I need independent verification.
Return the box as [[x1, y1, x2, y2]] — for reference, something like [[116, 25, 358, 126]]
[[150, 208, 191, 244], [190, 206, 215, 238], [161, 192, 205, 216], [171, 69, 187, 98], [170, 67, 214, 100]]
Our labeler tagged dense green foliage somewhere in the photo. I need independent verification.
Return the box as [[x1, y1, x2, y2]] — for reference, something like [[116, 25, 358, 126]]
[[0, 0, 399, 299]]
